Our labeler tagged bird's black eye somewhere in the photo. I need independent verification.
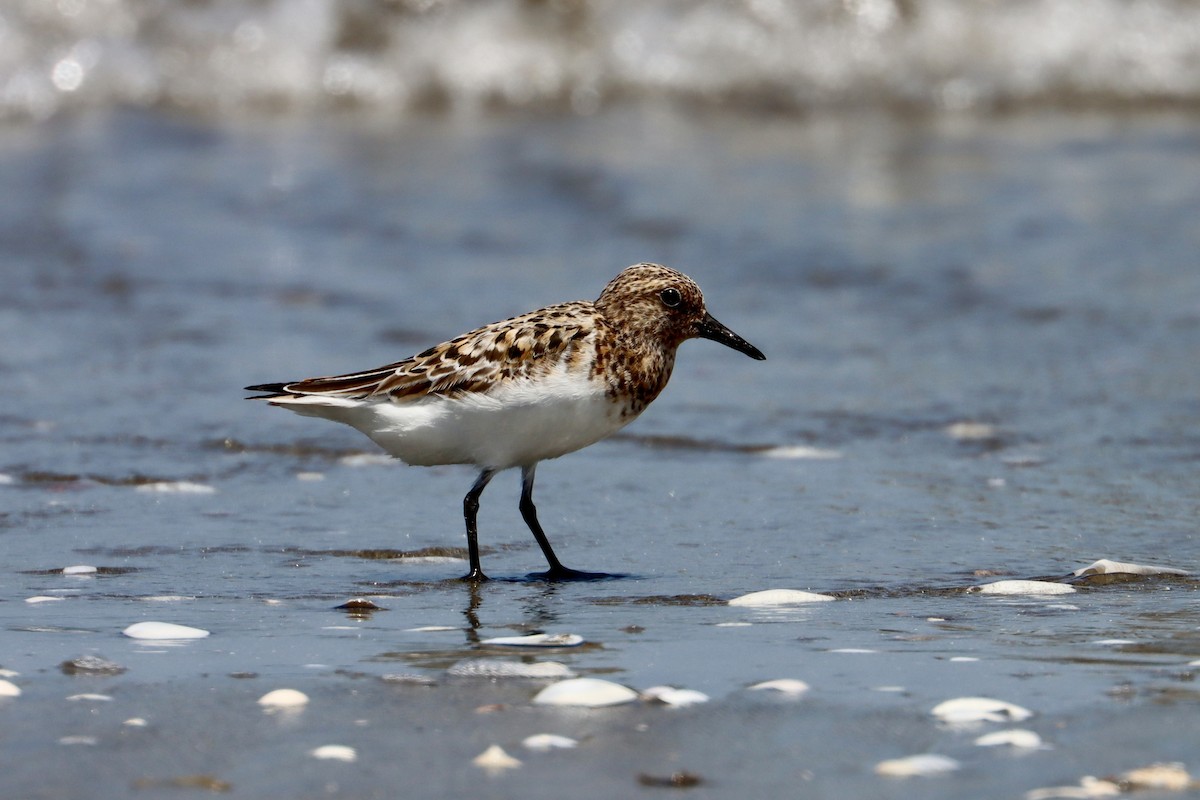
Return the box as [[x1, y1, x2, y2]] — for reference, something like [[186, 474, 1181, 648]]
[[660, 287, 682, 308]]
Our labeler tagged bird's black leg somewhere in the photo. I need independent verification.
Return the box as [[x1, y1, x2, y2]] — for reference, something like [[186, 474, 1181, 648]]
[[461, 469, 495, 582], [519, 464, 610, 581]]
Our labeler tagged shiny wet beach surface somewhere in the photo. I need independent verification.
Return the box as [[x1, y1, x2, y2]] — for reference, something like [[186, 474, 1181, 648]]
[[1, 107, 1198, 798]]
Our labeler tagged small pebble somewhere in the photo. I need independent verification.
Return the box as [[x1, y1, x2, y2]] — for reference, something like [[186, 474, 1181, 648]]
[[875, 754, 961, 778], [641, 686, 710, 707], [747, 679, 810, 697], [123, 621, 210, 640], [971, 580, 1076, 595], [638, 771, 705, 788], [310, 745, 357, 762], [975, 729, 1044, 749], [728, 589, 835, 606], [482, 633, 584, 648], [522, 733, 578, 751], [932, 696, 1033, 724], [533, 678, 638, 708], [335, 598, 385, 612], [61, 655, 127, 676], [472, 745, 521, 771], [257, 688, 309, 709], [0, 679, 21, 697]]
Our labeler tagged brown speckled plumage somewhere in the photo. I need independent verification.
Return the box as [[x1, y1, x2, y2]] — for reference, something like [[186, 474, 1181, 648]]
[[256, 263, 731, 423]]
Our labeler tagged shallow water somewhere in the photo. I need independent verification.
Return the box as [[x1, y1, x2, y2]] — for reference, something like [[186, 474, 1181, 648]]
[[1, 106, 1199, 798]]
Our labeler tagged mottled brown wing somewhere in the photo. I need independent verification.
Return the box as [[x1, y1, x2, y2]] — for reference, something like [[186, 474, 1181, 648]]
[[271, 301, 598, 402]]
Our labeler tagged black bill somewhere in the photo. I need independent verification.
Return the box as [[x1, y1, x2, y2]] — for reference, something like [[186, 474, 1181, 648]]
[[695, 312, 766, 360]]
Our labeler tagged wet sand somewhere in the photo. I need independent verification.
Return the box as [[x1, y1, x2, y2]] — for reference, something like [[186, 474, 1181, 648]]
[[1, 107, 1198, 798]]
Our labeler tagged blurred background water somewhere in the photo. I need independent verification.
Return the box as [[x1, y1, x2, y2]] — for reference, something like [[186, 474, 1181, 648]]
[[1, 2, 1199, 799]]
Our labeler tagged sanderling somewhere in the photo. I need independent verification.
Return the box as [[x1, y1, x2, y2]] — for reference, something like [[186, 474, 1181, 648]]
[[246, 263, 764, 581]]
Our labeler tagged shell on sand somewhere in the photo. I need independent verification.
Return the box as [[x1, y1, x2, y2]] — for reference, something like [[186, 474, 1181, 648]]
[[875, 754, 960, 777], [932, 696, 1033, 724], [532, 678, 638, 708], [728, 589, 835, 606]]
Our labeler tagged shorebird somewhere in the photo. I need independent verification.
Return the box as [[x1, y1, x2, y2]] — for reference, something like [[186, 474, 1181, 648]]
[[246, 263, 764, 580]]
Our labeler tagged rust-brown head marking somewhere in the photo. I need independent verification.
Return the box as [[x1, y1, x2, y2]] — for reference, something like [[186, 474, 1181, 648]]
[[594, 263, 765, 360]]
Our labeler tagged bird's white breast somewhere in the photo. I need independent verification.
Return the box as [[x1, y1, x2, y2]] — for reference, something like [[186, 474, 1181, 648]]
[[272, 364, 632, 469]]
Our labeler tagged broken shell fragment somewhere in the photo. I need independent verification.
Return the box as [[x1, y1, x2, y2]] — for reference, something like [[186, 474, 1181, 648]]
[[971, 580, 1076, 595], [640, 686, 710, 707], [481, 633, 584, 648], [310, 745, 357, 762], [521, 733, 578, 751], [123, 621, 210, 640], [747, 679, 810, 697], [932, 697, 1033, 724], [875, 754, 960, 778], [974, 729, 1044, 748], [472, 745, 521, 771], [447, 659, 575, 679]]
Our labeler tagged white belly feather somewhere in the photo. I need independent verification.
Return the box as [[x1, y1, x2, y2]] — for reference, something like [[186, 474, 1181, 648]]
[[269, 365, 631, 469]]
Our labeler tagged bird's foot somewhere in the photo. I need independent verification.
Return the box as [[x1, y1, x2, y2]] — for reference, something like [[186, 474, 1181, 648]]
[[525, 566, 623, 582], [459, 567, 490, 583]]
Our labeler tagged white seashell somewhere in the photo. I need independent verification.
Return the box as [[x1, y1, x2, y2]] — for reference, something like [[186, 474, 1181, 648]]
[[1093, 639, 1134, 646], [0, 679, 21, 697], [971, 580, 1076, 595], [975, 729, 1044, 748], [123, 718, 148, 727], [945, 422, 998, 440], [747, 679, 810, 696], [830, 648, 876, 654], [532, 678, 638, 708], [932, 697, 1033, 724], [728, 589, 835, 606], [758, 445, 842, 460], [714, 621, 752, 627], [25, 596, 65, 604], [134, 481, 215, 494], [62, 565, 98, 575], [482, 633, 584, 647], [522, 733, 578, 751], [1025, 777, 1122, 800], [0, 473, 13, 484], [0, 669, 18, 678], [872, 686, 906, 693], [950, 656, 980, 662], [257, 688, 309, 709], [874, 754, 960, 777], [472, 744, 521, 771], [310, 745, 357, 762], [447, 659, 575, 679], [640, 686, 709, 707], [1120, 763, 1193, 790], [66, 693, 113, 702], [123, 621, 210, 640], [1073, 559, 1188, 577], [142, 596, 195, 602]]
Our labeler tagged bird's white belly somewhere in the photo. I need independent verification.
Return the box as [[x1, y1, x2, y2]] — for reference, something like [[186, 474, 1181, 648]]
[[277, 369, 631, 469]]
